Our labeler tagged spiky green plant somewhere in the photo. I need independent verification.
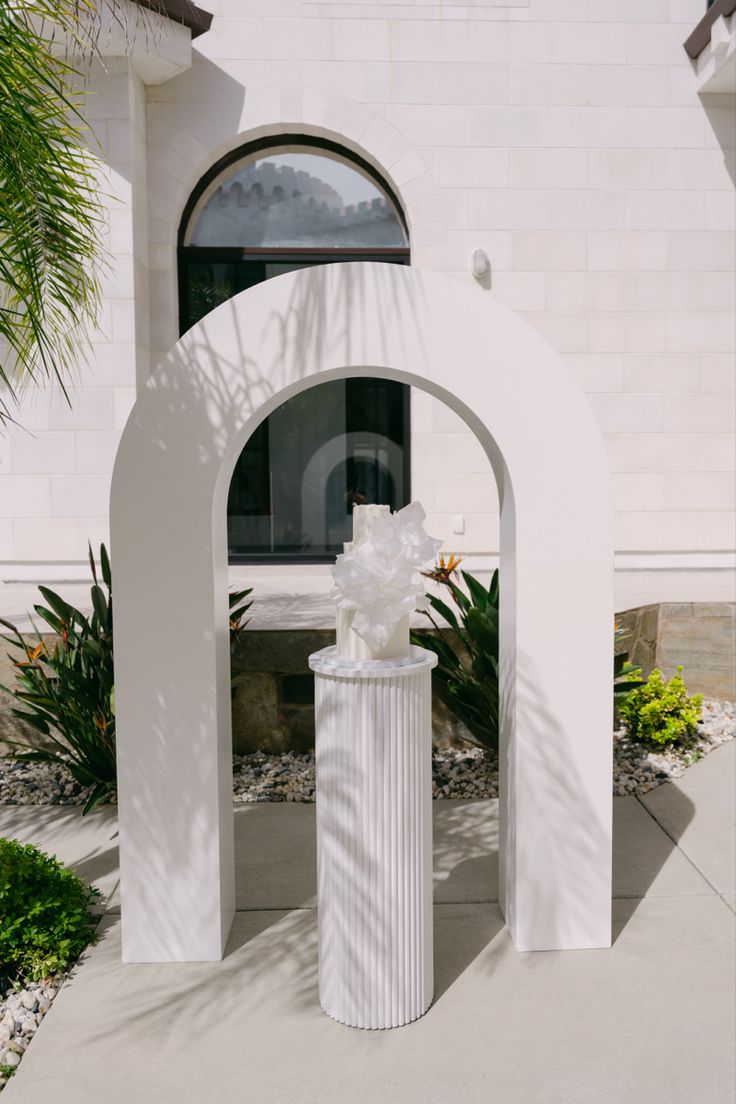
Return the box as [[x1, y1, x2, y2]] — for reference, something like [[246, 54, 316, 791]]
[[0, 1, 105, 422], [411, 560, 500, 750], [413, 563, 648, 749], [0, 544, 115, 813], [1, 545, 253, 813]]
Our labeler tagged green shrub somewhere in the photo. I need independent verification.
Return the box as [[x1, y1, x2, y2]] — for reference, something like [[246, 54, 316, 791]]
[[620, 666, 703, 746], [1, 546, 253, 814], [0, 838, 100, 987], [411, 557, 499, 750]]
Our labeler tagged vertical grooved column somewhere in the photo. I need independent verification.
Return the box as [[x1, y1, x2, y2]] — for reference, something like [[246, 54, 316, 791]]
[[309, 646, 437, 1030]]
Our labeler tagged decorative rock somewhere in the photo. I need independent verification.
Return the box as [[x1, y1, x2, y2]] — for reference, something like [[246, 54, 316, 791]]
[[0, 975, 64, 1085], [19, 991, 37, 1012], [0, 699, 732, 809]]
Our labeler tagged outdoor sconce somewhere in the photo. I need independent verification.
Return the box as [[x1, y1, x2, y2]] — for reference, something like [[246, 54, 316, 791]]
[[471, 248, 489, 280]]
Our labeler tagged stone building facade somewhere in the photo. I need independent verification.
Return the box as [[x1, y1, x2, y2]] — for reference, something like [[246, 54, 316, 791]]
[[0, 0, 734, 608]]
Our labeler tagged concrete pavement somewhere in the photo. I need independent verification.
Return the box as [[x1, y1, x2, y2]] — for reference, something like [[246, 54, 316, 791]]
[[0, 743, 734, 1104]]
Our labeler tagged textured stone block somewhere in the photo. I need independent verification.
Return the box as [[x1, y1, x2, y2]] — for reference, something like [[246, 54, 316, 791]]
[[617, 602, 735, 701], [231, 672, 287, 754]]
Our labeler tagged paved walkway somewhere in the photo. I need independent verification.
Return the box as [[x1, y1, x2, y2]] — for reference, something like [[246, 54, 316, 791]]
[[1, 743, 734, 1104]]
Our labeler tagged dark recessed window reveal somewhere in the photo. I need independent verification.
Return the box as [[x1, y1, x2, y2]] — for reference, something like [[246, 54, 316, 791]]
[[178, 136, 411, 562]]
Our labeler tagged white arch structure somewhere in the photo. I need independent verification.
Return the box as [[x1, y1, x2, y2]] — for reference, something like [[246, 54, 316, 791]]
[[111, 262, 613, 964]]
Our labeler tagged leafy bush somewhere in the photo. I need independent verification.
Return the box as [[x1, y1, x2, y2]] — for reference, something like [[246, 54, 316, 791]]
[[1, 547, 253, 814], [0, 837, 100, 987], [620, 666, 703, 746], [411, 558, 499, 750]]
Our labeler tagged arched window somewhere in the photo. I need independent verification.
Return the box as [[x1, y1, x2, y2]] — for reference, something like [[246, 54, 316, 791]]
[[178, 138, 411, 561]]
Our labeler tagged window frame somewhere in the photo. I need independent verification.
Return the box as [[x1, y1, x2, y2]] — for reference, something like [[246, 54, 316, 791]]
[[178, 247, 410, 336], [177, 134, 409, 280], [177, 136, 412, 566]]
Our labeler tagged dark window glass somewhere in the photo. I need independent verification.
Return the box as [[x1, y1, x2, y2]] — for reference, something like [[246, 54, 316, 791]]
[[227, 377, 407, 558], [185, 149, 408, 250], [178, 140, 410, 562]]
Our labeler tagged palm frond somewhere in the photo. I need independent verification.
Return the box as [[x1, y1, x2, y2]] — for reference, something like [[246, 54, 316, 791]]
[[0, 1, 106, 423]]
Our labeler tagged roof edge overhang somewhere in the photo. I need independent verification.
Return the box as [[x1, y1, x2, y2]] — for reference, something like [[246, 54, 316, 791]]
[[131, 0, 212, 39], [684, 0, 736, 59]]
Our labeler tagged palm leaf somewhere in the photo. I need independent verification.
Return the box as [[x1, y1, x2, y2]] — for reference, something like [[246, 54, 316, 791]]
[[0, 0, 106, 423]]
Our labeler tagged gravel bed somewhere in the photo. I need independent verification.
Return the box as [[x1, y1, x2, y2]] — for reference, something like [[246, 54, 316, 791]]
[[0, 978, 62, 1090], [0, 759, 92, 806], [231, 745, 499, 802], [612, 697, 735, 796], [0, 698, 732, 808]]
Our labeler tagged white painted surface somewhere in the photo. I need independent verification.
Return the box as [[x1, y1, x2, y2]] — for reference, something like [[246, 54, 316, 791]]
[[111, 262, 613, 961], [0, 0, 732, 586], [694, 13, 736, 94], [2, 556, 733, 636], [311, 647, 435, 1029]]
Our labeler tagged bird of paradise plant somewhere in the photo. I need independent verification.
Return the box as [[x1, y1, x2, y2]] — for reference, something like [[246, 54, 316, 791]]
[[0, 544, 116, 813], [1, 545, 253, 813], [412, 556, 500, 750]]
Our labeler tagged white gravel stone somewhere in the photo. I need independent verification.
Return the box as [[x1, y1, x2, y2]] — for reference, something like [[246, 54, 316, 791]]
[[0, 699, 732, 811], [18, 992, 37, 1013], [0, 980, 60, 1089]]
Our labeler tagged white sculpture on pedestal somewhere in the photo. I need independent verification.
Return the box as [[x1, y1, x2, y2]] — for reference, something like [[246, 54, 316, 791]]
[[310, 502, 440, 1029], [333, 501, 442, 661]]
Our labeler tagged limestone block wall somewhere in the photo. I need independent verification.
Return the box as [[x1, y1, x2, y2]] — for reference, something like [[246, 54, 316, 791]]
[[0, 57, 148, 565], [0, 0, 733, 594], [617, 601, 736, 700]]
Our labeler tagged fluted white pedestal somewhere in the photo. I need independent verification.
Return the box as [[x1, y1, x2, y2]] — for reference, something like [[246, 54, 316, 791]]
[[308, 645, 437, 1029]]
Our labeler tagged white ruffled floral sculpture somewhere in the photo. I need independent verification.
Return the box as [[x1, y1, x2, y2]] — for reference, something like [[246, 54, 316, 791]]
[[332, 502, 442, 661]]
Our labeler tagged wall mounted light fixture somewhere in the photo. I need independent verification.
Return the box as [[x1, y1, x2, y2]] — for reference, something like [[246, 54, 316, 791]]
[[471, 248, 490, 281]]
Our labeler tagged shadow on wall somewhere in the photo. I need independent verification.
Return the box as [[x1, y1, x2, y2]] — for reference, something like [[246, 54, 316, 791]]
[[701, 93, 736, 184]]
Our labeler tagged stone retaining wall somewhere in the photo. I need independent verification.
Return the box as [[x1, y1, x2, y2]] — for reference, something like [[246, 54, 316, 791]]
[[616, 602, 735, 702], [1, 603, 732, 755]]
